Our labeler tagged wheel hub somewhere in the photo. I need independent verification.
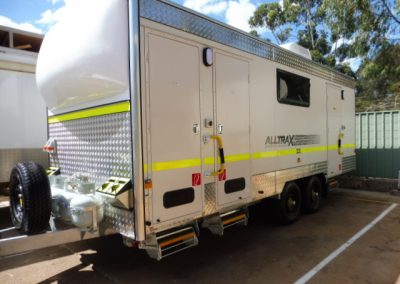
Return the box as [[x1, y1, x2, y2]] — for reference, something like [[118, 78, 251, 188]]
[[13, 184, 24, 223], [287, 196, 297, 211]]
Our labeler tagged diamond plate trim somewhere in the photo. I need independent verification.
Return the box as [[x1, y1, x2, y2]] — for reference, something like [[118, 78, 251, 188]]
[[276, 161, 328, 194], [48, 112, 132, 186], [49, 111, 135, 237], [204, 183, 217, 216], [140, 0, 355, 88], [102, 204, 135, 238], [342, 155, 356, 173], [252, 172, 276, 201]]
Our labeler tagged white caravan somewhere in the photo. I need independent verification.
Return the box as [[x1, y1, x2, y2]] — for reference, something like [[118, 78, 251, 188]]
[[1, 0, 355, 260], [0, 26, 47, 187]]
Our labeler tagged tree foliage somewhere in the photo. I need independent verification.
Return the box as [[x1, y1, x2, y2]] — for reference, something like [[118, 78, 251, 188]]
[[249, 3, 291, 44], [323, 0, 394, 59], [249, 0, 400, 110], [249, 0, 339, 69], [357, 44, 400, 98]]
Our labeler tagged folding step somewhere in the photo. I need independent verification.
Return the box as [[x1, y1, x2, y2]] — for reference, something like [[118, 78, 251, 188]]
[[142, 225, 199, 260], [202, 208, 248, 236]]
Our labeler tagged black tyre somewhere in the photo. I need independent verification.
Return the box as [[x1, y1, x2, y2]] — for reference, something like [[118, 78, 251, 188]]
[[9, 162, 51, 234], [276, 182, 302, 224], [302, 176, 322, 214]]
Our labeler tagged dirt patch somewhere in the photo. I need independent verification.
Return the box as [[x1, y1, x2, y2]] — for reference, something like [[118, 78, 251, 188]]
[[338, 175, 399, 193]]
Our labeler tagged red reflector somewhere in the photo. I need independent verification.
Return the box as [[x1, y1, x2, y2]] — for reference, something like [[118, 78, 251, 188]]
[[192, 173, 201, 187], [219, 169, 227, 181]]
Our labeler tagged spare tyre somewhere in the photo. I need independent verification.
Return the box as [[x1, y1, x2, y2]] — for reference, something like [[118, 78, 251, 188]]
[[9, 162, 52, 234]]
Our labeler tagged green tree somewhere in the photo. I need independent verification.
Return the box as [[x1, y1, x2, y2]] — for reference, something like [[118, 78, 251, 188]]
[[249, 3, 292, 44], [357, 44, 400, 99], [249, 0, 332, 65], [323, 0, 399, 59]]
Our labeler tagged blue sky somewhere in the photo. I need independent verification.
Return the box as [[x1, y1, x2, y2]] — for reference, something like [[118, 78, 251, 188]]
[[0, 0, 273, 35], [0, 0, 361, 70]]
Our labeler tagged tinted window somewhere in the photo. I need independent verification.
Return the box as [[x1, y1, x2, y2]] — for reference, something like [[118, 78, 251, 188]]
[[163, 187, 195, 208], [224, 178, 246, 194], [277, 69, 310, 107]]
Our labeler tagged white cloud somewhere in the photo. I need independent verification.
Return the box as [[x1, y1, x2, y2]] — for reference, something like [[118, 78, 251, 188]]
[[226, 0, 257, 32], [36, 0, 77, 30], [343, 57, 362, 72], [331, 37, 354, 53], [183, 0, 257, 32], [0, 15, 42, 34], [47, 0, 62, 4], [183, 0, 228, 15], [38, 0, 257, 34], [36, 9, 59, 26]]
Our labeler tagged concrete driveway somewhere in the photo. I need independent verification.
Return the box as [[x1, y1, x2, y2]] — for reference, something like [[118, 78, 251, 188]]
[[0, 188, 399, 284]]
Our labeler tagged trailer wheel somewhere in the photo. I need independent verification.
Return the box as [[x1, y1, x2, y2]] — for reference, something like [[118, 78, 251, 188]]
[[9, 162, 51, 234], [302, 176, 322, 214], [276, 182, 302, 224]]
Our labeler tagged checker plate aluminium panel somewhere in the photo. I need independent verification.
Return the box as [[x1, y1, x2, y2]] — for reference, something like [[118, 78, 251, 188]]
[[49, 112, 135, 236], [275, 161, 328, 194], [140, 0, 355, 88], [48, 112, 132, 186], [342, 155, 356, 173], [102, 203, 135, 238], [252, 172, 276, 201], [204, 183, 217, 216]]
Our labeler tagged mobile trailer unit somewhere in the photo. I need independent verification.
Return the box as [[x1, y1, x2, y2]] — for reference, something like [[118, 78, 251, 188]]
[[0, 26, 47, 188], [1, 0, 355, 260]]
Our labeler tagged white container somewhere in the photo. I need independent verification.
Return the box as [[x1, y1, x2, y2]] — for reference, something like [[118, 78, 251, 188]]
[[36, 0, 130, 114], [70, 195, 104, 229]]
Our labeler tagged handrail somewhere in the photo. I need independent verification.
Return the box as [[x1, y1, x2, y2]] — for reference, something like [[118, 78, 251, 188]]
[[210, 135, 225, 176], [338, 132, 344, 155]]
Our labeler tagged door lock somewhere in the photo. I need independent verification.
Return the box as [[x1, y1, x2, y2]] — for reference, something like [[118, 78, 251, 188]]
[[193, 123, 200, 135], [205, 118, 213, 128], [217, 124, 223, 134]]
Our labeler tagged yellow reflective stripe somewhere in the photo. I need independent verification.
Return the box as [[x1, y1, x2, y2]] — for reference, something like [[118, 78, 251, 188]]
[[276, 149, 298, 156], [151, 158, 201, 172], [143, 143, 357, 173], [48, 101, 131, 124], [327, 145, 338, 151], [204, 157, 215, 165], [327, 144, 356, 151], [253, 145, 329, 159], [225, 153, 251, 163], [252, 151, 278, 159], [301, 145, 328, 153], [342, 143, 356, 149]]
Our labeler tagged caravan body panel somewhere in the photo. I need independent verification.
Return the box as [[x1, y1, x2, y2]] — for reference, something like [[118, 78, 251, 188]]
[[0, 27, 47, 184], [37, 0, 356, 241]]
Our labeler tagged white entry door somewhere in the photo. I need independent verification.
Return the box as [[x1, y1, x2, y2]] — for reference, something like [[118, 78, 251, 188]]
[[327, 83, 346, 177], [146, 33, 203, 224], [214, 52, 251, 207]]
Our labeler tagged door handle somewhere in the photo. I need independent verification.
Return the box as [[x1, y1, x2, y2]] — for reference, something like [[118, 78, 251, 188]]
[[338, 132, 344, 155], [210, 135, 225, 176]]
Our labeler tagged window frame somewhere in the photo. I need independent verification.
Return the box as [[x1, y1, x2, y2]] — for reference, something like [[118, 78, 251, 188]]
[[276, 69, 311, 108]]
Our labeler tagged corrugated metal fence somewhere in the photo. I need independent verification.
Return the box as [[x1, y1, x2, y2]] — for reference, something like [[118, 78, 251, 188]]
[[356, 111, 400, 178]]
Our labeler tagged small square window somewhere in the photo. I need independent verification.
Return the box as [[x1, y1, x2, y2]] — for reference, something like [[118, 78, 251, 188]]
[[277, 69, 310, 107]]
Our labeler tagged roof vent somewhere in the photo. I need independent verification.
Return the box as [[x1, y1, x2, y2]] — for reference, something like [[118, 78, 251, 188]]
[[280, 42, 312, 60]]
